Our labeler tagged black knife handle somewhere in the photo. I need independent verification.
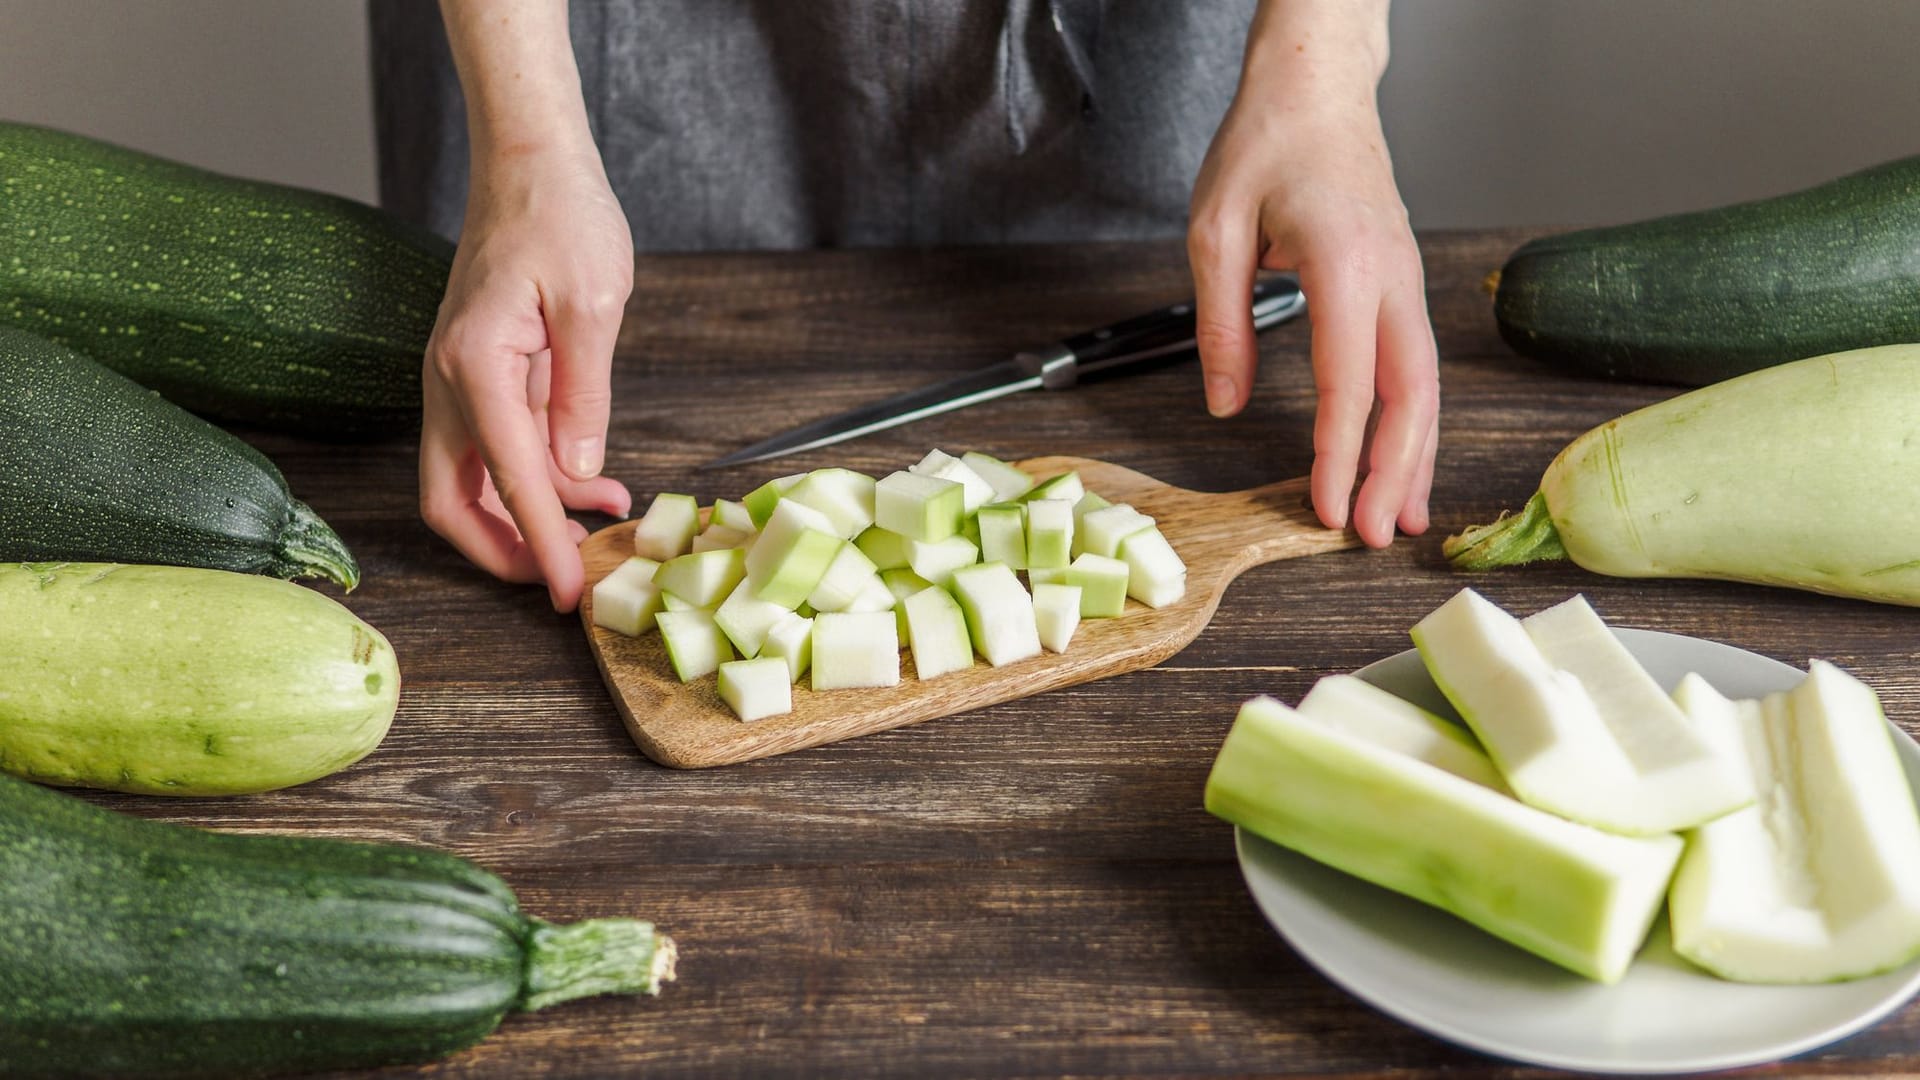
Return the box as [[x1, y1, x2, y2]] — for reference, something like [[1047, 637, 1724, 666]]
[[1051, 276, 1306, 386]]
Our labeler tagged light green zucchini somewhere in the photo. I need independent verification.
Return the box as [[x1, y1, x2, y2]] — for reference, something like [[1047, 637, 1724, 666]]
[[0, 561, 398, 795], [1445, 344, 1920, 605]]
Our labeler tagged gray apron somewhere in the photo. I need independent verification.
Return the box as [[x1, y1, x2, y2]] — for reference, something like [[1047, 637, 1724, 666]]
[[370, 1, 1255, 250]]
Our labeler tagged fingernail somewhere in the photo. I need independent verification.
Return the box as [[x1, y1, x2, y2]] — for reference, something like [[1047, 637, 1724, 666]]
[[1205, 374, 1238, 417], [567, 436, 604, 479]]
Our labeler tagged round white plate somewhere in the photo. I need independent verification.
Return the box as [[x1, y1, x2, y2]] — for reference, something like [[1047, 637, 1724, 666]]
[[1234, 628, 1920, 1075]]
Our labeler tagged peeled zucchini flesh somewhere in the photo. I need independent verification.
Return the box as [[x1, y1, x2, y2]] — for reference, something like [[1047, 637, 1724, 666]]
[[1206, 693, 1683, 983], [1411, 589, 1751, 835], [1669, 665, 1920, 983]]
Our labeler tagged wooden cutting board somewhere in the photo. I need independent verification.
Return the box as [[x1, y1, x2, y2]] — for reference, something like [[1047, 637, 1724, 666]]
[[579, 456, 1360, 768]]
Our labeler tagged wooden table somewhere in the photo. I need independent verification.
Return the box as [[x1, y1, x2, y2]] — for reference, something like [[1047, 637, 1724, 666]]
[[88, 233, 1920, 1078]]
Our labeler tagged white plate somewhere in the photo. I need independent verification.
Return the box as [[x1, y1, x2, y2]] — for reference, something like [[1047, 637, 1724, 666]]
[[1234, 628, 1920, 1075]]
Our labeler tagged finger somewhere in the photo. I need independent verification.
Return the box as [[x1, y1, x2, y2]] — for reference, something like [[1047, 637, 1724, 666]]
[[1299, 263, 1378, 534], [1399, 412, 1440, 536], [524, 351, 634, 518], [1354, 278, 1440, 547], [444, 347, 587, 611], [567, 518, 589, 545], [544, 285, 625, 481], [1187, 202, 1262, 418], [418, 371, 545, 584], [551, 466, 634, 518]]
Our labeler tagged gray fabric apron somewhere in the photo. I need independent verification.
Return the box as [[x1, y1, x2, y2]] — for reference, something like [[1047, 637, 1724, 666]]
[[369, 1, 1256, 250]]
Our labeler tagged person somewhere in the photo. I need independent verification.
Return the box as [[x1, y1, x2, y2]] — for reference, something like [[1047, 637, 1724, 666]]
[[370, 0, 1437, 613]]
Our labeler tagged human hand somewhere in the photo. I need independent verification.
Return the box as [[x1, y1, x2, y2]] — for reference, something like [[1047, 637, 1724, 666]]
[[1188, 0, 1438, 550], [419, 147, 635, 612]]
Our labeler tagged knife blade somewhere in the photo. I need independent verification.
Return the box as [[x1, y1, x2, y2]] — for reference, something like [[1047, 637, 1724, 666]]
[[702, 276, 1306, 469]]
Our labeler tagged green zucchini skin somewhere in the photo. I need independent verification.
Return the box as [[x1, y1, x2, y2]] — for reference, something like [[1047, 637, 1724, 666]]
[[0, 771, 674, 1077], [0, 562, 398, 795], [1494, 156, 1920, 385], [0, 122, 451, 438], [0, 328, 358, 588]]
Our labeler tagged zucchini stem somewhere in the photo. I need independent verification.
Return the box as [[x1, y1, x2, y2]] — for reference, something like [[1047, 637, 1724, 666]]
[[280, 500, 362, 591], [1443, 491, 1569, 570], [521, 918, 678, 1011]]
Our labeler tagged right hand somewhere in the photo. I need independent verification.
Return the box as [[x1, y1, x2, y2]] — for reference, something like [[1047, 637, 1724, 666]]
[[419, 146, 635, 612]]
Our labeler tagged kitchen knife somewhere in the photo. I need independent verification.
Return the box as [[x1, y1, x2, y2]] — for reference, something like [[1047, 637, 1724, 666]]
[[702, 277, 1306, 469]]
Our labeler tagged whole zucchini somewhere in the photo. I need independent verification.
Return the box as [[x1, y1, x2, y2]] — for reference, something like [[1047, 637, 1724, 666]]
[[1493, 156, 1920, 384], [0, 327, 358, 588], [0, 771, 676, 1077], [1444, 343, 1920, 605], [0, 562, 398, 795], [0, 121, 451, 437]]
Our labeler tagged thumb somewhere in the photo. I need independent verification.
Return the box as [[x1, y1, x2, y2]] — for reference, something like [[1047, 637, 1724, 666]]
[[545, 292, 624, 481], [1187, 208, 1262, 418]]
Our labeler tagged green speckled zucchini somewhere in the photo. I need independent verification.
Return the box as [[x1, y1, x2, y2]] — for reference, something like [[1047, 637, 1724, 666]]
[[0, 327, 358, 588], [0, 561, 398, 795], [0, 771, 676, 1077], [1493, 155, 1920, 385], [0, 121, 452, 437]]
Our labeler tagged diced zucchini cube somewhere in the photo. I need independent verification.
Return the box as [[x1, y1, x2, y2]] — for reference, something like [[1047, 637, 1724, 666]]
[[961, 451, 1035, 502], [1026, 566, 1070, 587], [714, 580, 796, 657], [1065, 553, 1129, 617], [854, 526, 914, 571], [903, 585, 974, 681], [691, 524, 753, 553], [760, 612, 814, 682], [811, 611, 901, 690], [875, 471, 965, 542], [743, 473, 806, 528], [660, 591, 699, 612], [1031, 583, 1082, 653], [783, 468, 878, 539], [712, 498, 756, 534], [657, 609, 735, 682], [591, 556, 664, 637], [633, 492, 701, 561], [806, 543, 883, 612], [1024, 498, 1074, 569], [976, 503, 1027, 570], [651, 548, 748, 608], [905, 534, 980, 587], [1070, 491, 1112, 557], [1079, 503, 1156, 558], [880, 567, 933, 602], [746, 500, 845, 607], [717, 657, 793, 722], [949, 562, 1041, 667], [1117, 526, 1186, 608], [843, 575, 900, 613], [1022, 471, 1084, 505], [881, 567, 933, 638], [910, 449, 997, 513]]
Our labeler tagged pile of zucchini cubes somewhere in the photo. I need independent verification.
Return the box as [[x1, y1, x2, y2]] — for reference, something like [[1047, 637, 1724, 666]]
[[592, 450, 1187, 722]]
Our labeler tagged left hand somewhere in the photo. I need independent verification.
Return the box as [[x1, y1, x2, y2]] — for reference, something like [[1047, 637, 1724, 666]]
[[1187, 5, 1438, 550]]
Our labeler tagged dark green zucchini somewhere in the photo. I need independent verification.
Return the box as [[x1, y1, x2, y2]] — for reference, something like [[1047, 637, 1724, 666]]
[[0, 771, 676, 1077], [1493, 156, 1920, 385], [0, 121, 451, 438], [0, 327, 358, 588]]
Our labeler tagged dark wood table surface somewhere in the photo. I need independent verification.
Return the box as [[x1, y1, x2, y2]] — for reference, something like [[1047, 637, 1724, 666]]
[[83, 231, 1920, 1078]]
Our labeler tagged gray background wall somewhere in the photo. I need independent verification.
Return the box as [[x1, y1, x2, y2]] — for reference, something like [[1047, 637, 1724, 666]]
[[2, 1, 1916, 231]]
